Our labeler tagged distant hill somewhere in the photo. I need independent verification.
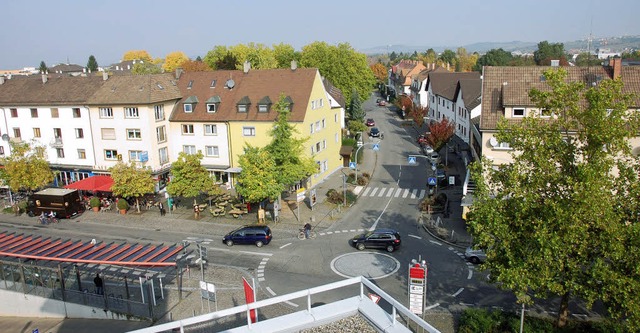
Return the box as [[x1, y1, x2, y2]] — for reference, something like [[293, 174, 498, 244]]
[[361, 35, 640, 55]]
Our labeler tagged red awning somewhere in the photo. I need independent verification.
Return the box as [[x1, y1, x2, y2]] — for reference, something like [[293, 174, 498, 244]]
[[64, 175, 114, 192]]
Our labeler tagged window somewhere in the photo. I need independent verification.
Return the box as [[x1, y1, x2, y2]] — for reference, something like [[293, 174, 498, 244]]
[[205, 145, 219, 157], [99, 107, 113, 118], [335, 133, 339, 143], [183, 145, 197, 155], [53, 128, 62, 138], [129, 150, 143, 161], [10, 108, 17, 117], [310, 123, 314, 134], [334, 114, 338, 122], [105, 149, 118, 160], [315, 121, 320, 132], [207, 104, 217, 113], [72, 108, 81, 118], [316, 142, 321, 153], [540, 108, 552, 118], [101, 128, 116, 140], [156, 126, 166, 143], [31, 108, 38, 118], [125, 107, 139, 118], [258, 104, 268, 112], [154, 105, 165, 121], [56, 148, 64, 158], [51, 108, 59, 118], [183, 104, 193, 113], [237, 105, 247, 113], [78, 149, 86, 159], [322, 139, 326, 149], [13, 128, 21, 138], [513, 108, 525, 117], [0, 147, 3, 155], [159, 147, 169, 164], [182, 124, 194, 134], [242, 127, 255, 136], [127, 129, 142, 140], [75, 128, 84, 138], [204, 124, 217, 135], [322, 119, 325, 128], [33, 128, 41, 138]]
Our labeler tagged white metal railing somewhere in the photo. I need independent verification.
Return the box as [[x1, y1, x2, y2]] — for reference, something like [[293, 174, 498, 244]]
[[128, 276, 440, 333]]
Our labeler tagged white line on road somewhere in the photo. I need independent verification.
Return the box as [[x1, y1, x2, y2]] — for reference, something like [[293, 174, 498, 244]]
[[394, 188, 402, 197], [377, 188, 387, 197], [429, 240, 442, 246], [361, 187, 372, 196], [266, 287, 276, 296], [451, 288, 464, 297], [425, 303, 440, 310], [467, 269, 473, 279], [285, 301, 299, 307], [386, 189, 394, 197], [402, 189, 409, 198], [279, 243, 292, 249], [408, 234, 422, 239], [369, 188, 379, 196], [369, 196, 394, 231], [239, 251, 273, 256]]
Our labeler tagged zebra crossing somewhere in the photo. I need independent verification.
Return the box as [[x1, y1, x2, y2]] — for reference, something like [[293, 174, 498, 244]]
[[359, 187, 426, 200]]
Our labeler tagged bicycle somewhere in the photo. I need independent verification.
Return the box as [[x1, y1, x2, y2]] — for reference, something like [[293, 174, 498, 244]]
[[298, 228, 317, 240]]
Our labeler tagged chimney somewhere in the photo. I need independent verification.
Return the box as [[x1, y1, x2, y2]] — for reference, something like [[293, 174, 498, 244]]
[[127, 65, 131, 70], [0, 76, 4, 85], [41, 73, 47, 83], [175, 67, 183, 79], [243, 61, 250, 73], [291, 60, 297, 71], [102, 71, 109, 81], [612, 57, 622, 80]]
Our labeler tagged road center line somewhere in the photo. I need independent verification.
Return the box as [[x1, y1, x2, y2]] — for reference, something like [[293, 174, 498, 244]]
[[467, 269, 473, 279], [266, 287, 276, 296], [239, 251, 273, 256], [451, 288, 464, 297], [369, 196, 394, 231], [280, 243, 292, 249]]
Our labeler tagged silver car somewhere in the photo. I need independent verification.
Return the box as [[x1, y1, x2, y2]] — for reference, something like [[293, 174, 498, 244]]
[[465, 247, 486, 264]]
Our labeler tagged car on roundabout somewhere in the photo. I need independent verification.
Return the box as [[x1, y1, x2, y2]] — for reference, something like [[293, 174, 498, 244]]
[[351, 229, 401, 253], [465, 247, 486, 264]]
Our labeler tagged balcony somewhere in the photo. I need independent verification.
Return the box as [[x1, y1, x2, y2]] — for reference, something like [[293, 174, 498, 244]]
[[50, 137, 63, 148]]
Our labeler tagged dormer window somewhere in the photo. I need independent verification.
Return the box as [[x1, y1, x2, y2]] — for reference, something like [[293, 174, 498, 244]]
[[283, 96, 294, 112], [237, 96, 251, 113], [206, 96, 221, 113], [258, 96, 272, 113], [183, 96, 198, 113], [513, 108, 525, 117]]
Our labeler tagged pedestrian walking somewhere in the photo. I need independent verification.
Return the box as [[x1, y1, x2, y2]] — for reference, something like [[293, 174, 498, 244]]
[[94, 273, 104, 295], [12, 203, 19, 216], [158, 202, 165, 216], [303, 222, 312, 239], [194, 204, 200, 219]]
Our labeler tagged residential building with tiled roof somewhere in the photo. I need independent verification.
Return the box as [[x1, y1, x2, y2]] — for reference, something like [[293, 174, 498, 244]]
[[171, 62, 343, 189], [86, 72, 182, 190], [49, 63, 85, 76], [411, 65, 447, 108], [479, 58, 640, 166], [390, 60, 426, 96], [323, 77, 346, 130]]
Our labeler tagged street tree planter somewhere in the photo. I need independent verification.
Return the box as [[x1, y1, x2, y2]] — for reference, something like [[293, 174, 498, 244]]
[[89, 197, 101, 212], [117, 199, 129, 215]]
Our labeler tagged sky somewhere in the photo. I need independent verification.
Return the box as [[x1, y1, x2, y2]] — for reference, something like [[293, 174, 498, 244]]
[[1, 0, 639, 70]]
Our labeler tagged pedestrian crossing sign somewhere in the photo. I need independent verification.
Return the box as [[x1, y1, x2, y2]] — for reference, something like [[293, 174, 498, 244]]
[[349, 162, 356, 169], [408, 156, 417, 164], [428, 177, 437, 186], [373, 144, 379, 151]]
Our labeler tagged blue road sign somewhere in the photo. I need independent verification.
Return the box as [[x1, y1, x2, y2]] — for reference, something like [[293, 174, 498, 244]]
[[372, 144, 379, 151], [408, 156, 417, 164], [349, 162, 357, 169], [428, 177, 437, 186]]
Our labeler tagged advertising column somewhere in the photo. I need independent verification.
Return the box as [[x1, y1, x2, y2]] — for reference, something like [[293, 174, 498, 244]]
[[408, 259, 428, 315]]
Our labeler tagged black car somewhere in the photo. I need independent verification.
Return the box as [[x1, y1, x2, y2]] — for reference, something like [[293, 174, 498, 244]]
[[369, 127, 381, 138], [351, 229, 401, 252], [223, 225, 272, 247]]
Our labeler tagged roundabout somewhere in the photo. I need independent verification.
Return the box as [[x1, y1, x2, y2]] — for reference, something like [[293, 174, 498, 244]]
[[330, 251, 401, 279]]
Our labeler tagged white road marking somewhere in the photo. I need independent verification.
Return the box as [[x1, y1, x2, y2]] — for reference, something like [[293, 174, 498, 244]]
[[285, 301, 299, 307], [279, 243, 292, 249], [386, 189, 394, 197], [408, 234, 421, 239], [467, 269, 473, 279], [394, 188, 402, 197], [451, 288, 464, 297], [425, 303, 440, 310], [326, 231, 333, 235], [411, 189, 418, 199], [350, 229, 356, 232], [369, 188, 379, 196], [266, 287, 276, 296], [418, 189, 426, 199], [258, 277, 265, 282], [369, 196, 394, 231], [334, 230, 341, 233], [239, 251, 273, 256], [362, 187, 372, 196], [402, 189, 410, 198], [429, 240, 442, 246]]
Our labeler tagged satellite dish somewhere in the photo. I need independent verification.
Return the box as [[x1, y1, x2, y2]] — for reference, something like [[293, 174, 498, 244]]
[[1, 134, 8, 141], [225, 79, 235, 89], [489, 137, 498, 147]]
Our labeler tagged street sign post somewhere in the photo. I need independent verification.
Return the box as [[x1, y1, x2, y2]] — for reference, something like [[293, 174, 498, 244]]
[[349, 162, 356, 169], [427, 177, 437, 186], [372, 143, 380, 151], [408, 259, 428, 315], [408, 156, 417, 164]]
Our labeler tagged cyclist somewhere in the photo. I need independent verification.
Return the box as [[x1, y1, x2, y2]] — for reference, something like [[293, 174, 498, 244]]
[[48, 211, 57, 223], [39, 212, 48, 224], [303, 222, 312, 239]]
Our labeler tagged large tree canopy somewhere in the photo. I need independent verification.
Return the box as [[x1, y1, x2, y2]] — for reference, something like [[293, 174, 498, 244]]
[[0, 141, 54, 193], [468, 68, 640, 330], [166, 152, 221, 204], [236, 145, 282, 203], [109, 161, 154, 212]]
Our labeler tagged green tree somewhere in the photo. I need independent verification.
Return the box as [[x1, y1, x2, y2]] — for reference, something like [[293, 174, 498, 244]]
[[86, 55, 98, 72], [300, 42, 375, 105], [166, 152, 222, 205], [347, 120, 368, 136], [533, 41, 567, 65], [273, 43, 298, 68], [203, 45, 230, 69], [468, 68, 640, 329], [438, 49, 457, 68], [265, 94, 317, 187], [109, 161, 154, 213], [0, 141, 54, 193], [216, 52, 238, 70], [38, 61, 48, 73], [349, 89, 366, 121], [236, 146, 282, 203], [131, 62, 162, 74], [473, 48, 513, 71], [574, 52, 601, 66]]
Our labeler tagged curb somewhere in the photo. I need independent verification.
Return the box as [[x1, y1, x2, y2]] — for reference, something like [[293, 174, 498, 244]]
[[418, 214, 467, 250]]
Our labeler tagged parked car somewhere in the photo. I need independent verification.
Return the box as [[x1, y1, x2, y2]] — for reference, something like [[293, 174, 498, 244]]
[[376, 98, 382, 103], [223, 225, 272, 247], [378, 100, 387, 106], [351, 229, 401, 252], [465, 247, 486, 264], [417, 135, 428, 145], [428, 151, 440, 164], [369, 127, 381, 138], [421, 145, 434, 155], [365, 118, 376, 127]]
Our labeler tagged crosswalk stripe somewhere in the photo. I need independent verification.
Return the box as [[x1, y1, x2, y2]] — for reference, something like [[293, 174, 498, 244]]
[[418, 189, 426, 199], [387, 189, 395, 197], [359, 187, 429, 199], [370, 188, 379, 196], [362, 187, 372, 196], [394, 188, 402, 197], [402, 189, 410, 198], [377, 188, 387, 197], [411, 189, 418, 199]]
